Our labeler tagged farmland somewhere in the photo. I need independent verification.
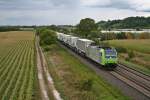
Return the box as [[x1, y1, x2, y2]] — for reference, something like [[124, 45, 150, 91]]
[[44, 44, 129, 100], [108, 39, 150, 54], [0, 30, 149, 100], [108, 39, 150, 75], [0, 31, 40, 100]]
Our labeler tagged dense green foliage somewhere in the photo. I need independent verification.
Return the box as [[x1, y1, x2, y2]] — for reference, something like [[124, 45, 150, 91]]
[[36, 25, 71, 34], [75, 18, 98, 38], [97, 16, 150, 29], [37, 28, 57, 46], [0, 26, 20, 32]]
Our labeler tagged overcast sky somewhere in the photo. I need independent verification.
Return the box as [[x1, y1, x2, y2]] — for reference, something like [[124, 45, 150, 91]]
[[0, 0, 150, 25]]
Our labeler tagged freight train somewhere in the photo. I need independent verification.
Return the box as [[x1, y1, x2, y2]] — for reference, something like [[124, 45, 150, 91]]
[[57, 32, 118, 68]]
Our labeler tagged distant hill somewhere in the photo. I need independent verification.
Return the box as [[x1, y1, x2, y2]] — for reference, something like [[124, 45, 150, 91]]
[[97, 17, 150, 30]]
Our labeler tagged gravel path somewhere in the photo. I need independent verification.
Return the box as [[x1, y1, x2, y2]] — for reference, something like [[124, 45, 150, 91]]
[[40, 46, 62, 100], [59, 43, 150, 100], [36, 36, 62, 100], [36, 40, 50, 100]]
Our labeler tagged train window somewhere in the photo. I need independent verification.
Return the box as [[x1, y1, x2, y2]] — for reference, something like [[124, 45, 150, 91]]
[[100, 52, 102, 56], [105, 50, 116, 56]]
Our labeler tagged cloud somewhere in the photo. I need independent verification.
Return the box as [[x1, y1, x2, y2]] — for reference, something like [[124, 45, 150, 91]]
[[0, 0, 149, 25], [0, 0, 150, 12], [0, 0, 79, 11], [80, 0, 150, 12], [80, 0, 111, 6]]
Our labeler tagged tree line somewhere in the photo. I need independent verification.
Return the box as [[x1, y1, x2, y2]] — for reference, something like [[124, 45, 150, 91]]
[[36, 18, 150, 42], [97, 16, 150, 29], [71, 18, 150, 40], [0, 26, 36, 32], [1, 17, 150, 41]]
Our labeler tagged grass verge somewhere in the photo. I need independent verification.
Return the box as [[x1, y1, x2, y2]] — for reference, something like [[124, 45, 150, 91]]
[[44, 44, 129, 100]]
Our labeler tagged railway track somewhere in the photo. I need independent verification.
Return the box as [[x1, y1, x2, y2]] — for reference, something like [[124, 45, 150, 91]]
[[110, 64, 150, 98]]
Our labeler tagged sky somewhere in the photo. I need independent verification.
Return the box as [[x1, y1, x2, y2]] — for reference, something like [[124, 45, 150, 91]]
[[0, 0, 150, 25]]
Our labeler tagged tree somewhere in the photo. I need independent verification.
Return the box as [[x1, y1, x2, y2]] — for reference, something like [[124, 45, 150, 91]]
[[125, 32, 134, 39], [116, 32, 127, 39], [76, 18, 98, 38], [97, 16, 150, 29], [49, 25, 59, 31]]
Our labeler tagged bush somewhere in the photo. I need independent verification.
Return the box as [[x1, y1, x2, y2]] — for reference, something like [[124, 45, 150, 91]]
[[125, 57, 130, 61], [43, 46, 51, 52], [38, 28, 57, 46], [116, 32, 127, 39], [75, 78, 93, 91], [128, 50, 135, 59], [116, 47, 127, 53], [138, 32, 150, 39], [80, 79, 93, 91]]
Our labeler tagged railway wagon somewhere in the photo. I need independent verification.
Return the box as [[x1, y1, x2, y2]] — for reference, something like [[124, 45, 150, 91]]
[[63, 34, 71, 44], [57, 32, 66, 42], [76, 39, 94, 54], [57, 32, 64, 41], [68, 36, 79, 48]]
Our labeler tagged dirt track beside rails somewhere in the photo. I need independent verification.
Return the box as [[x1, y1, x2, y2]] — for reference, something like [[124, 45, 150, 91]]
[[58, 42, 150, 100], [36, 40, 50, 100], [36, 37, 62, 100]]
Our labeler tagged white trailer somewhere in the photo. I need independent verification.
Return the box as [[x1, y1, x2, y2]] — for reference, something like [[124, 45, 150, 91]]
[[76, 39, 94, 54], [63, 35, 71, 44], [69, 36, 79, 48], [60, 34, 67, 42], [56, 32, 64, 41]]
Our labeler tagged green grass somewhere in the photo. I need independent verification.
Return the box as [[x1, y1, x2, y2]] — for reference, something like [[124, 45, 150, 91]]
[[108, 39, 150, 54], [44, 44, 129, 100], [0, 31, 41, 100]]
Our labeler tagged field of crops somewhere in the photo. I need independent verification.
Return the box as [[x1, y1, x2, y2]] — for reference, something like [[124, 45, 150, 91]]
[[0, 31, 40, 100]]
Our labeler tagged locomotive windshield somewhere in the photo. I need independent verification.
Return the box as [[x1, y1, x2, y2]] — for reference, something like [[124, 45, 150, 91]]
[[105, 49, 117, 58]]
